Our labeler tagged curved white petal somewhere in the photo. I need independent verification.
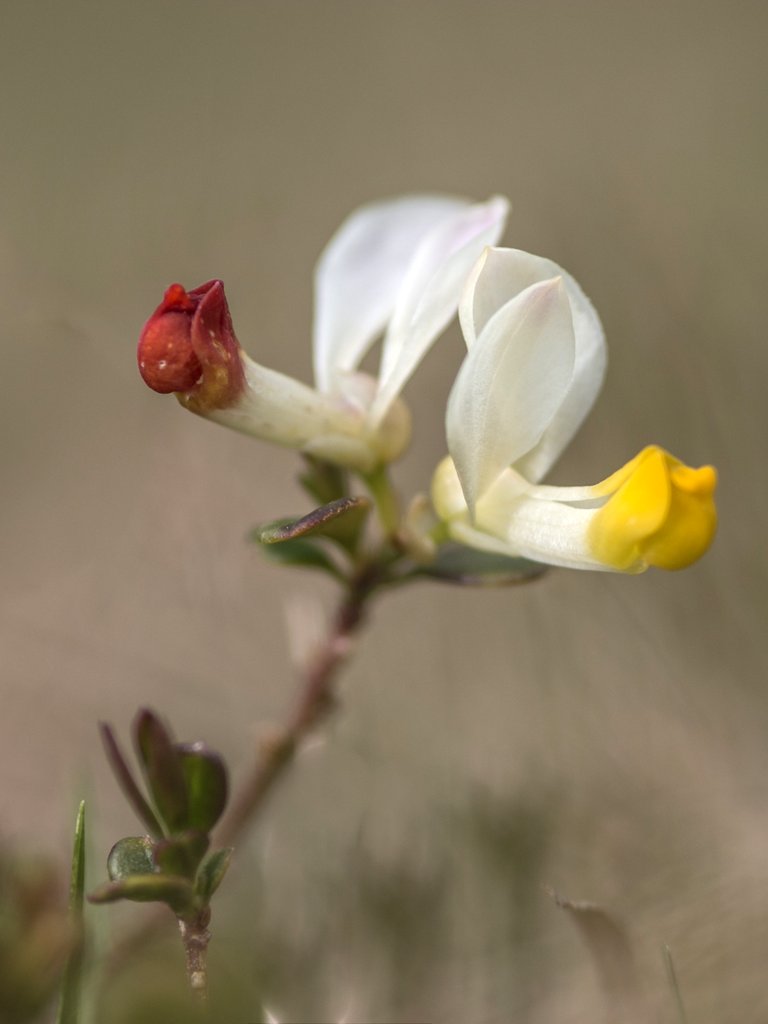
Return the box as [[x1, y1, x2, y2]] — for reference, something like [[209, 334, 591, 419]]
[[448, 485, 610, 573], [312, 194, 472, 393], [446, 277, 576, 514], [460, 247, 605, 481], [370, 195, 510, 422], [447, 500, 611, 571], [434, 459, 623, 571], [206, 355, 403, 471], [478, 498, 610, 570]]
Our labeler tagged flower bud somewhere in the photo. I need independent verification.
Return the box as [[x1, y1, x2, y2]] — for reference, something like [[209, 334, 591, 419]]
[[137, 281, 412, 471], [137, 280, 245, 412]]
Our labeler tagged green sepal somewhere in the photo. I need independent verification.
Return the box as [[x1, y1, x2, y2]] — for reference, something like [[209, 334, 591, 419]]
[[133, 710, 189, 834], [298, 455, 348, 505], [107, 836, 155, 882], [417, 543, 547, 586], [153, 831, 209, 880], [56, 801, 86, 1024], [176, 743, 228, 833], [195, 847, 233, 903], [88, 874, 196, 916]]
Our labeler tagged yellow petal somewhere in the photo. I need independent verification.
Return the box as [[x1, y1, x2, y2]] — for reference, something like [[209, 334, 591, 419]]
[[588, 446, 717, 571]]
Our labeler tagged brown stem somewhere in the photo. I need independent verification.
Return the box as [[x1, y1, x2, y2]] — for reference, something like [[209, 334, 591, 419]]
[[178, 908, 211, 1002], [214, 565, 376, 848]]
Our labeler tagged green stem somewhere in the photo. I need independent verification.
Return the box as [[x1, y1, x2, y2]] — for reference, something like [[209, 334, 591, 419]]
[[362, 465, 401, 536]]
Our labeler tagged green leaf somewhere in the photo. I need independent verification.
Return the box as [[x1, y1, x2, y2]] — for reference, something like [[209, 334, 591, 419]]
[[153, 831, 209, 880], [298, 455, 348, 505], [255, 536, 344, 578], [107, 836, 155, 881], [133, 710, 189, 834], [195, 848, 233, 903], [69, 801, 86, 915], [176, 743, 229, 833], [88, 874, 196, 916], [255, 497, 370, 546], [99, 722, 163, 837], [417, 543, 547, 586], [56, 801, 86, 1024]]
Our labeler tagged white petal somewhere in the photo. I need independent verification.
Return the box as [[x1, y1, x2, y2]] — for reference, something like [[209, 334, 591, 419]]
[[312, 194, 472, 392], [449, 503, 608, 570], [472, 468, 608, 569], [437, 461, 617, 571], [207, 355, 389, 471], [371, 196, 510, 422], [446, 277, 575, 514], [474, 495, 610, 570], [460, 247, 605, 481]]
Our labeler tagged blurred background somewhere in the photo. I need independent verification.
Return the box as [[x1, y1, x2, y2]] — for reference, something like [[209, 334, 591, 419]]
[[1, 1, 767, 1020]]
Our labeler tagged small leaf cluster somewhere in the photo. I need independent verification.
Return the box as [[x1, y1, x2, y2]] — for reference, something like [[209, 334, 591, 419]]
[[253, 457, 372, 581], [253, 455, 546, 589], [89, 709, 232, 920]]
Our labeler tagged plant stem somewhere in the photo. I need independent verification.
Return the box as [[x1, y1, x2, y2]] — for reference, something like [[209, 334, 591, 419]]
[[362, 465, 400, 537], [177, 908, 211, 1003], [214, 564, 377, 848], [103, 563, 380, 983]]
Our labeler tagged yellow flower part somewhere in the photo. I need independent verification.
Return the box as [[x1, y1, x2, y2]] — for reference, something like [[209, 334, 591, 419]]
[[588, 446, 717, 571]]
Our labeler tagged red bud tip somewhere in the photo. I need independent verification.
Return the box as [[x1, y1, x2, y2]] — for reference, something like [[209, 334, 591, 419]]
[[161, 283, 198, 314], [137, 280, 245, 409], [138, 283, 207, 394], [138, 313, 202, 394]]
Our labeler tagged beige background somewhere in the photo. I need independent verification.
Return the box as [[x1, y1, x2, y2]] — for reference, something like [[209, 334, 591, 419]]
[[1, 2, 767, 1021]]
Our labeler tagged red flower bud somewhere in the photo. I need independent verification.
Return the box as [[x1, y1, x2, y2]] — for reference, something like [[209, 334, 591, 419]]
[[137, 280, 245, 412]]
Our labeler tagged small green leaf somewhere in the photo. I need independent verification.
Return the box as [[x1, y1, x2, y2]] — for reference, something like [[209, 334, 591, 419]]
[[88, 874, 196, 916], [255, 536, 344, 578], [134, 710, 189, 834], [153, 831, 209, 880], [56, 801, 86, 1024], [176, 743, 228, 833], [69, 802, 86, 915], [99, 722, 163, 837], [107, 836, 155, 881], [255, 497, 370, 545], [195, 847, 233, 903], [298, 455, 348, 505], [418, 543, 547, 586]]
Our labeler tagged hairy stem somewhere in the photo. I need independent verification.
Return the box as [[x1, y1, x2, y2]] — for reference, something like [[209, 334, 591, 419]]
[[178, 909, 211, 1003]]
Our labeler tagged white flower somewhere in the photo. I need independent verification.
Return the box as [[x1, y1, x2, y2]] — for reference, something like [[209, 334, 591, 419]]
[[432, 247, 717, 572], [138, 195, 509, 473]]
